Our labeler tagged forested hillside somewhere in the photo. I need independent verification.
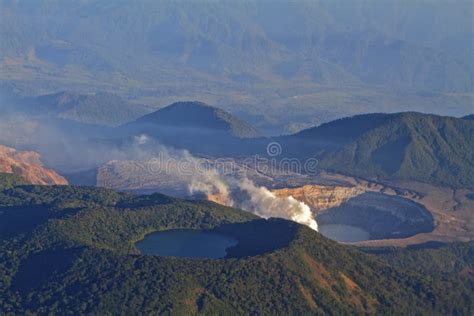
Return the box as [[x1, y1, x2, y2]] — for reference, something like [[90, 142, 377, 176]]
[[283, 112, 474, 189], [0, 178, 472, 314]]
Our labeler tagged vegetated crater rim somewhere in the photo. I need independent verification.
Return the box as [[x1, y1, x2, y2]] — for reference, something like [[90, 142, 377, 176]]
[[133, 218, 301, 259]]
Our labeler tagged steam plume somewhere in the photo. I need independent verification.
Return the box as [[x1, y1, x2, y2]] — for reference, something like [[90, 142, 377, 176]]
[[238, 178, 318, 231], [189, 171, 318, 231], [0, 108, 319, 230]]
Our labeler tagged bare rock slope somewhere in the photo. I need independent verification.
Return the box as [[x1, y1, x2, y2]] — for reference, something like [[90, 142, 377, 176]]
[[0, 145, 68, 185]]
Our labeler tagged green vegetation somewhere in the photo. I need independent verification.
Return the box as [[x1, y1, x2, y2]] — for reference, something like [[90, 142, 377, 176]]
[[286, 112, 474, 189], [0, 173, 26, 190], [369, 241, 474, 278], [0, 177, 472, 314], [364, 241, 474, 314]]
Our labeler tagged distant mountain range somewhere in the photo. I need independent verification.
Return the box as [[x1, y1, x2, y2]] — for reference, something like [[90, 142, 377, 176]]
[[14, 92, 152, 126], [1, 1, 473, 134], [0, 179, 472, 314], [123, 106, 474, 189], [3, 97, 473, 190], [2, 1, 471, 93]]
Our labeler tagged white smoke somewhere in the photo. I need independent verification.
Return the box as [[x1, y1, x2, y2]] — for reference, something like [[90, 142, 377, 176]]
[[237, 178, 318, 231], [134, 134, 150, 145], [190, 171, 231, 200], [188, 168, 319, 231], [0, 110, 319, 230]]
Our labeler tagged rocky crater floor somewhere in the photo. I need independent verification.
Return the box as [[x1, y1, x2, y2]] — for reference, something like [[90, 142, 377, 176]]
[[274, 174, 474, 246], [69, 157, 473, 247], [274, 185, 434, 242]]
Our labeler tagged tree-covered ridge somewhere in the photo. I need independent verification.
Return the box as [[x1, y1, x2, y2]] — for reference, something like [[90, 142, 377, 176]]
[[368, 241, 474, 279], [284, 112, 474, 189], [0, 180, 472, 314], [363, 241, 474, 313]]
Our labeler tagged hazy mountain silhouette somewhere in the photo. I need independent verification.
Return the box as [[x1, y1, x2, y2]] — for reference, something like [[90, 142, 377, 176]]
[[131, 101, 260, 138], [1, 1, 473, 134], [15, 92, 152, 126]]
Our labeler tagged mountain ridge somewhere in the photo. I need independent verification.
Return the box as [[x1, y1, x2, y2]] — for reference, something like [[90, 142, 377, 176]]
[[130, 101, 260, 138], [1, 1, 473, 135], [279, 112, 474, 189], [1, 1, 472, 93]]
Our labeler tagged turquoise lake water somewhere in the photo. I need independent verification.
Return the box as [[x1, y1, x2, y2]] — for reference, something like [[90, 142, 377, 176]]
[[319, 224, 370, 242]]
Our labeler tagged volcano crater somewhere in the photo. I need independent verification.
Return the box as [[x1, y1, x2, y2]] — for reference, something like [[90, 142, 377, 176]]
[[317, 192, 434, 242]]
